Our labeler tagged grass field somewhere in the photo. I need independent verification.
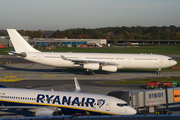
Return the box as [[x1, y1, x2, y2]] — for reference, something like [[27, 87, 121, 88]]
[[39, 45, 180, 54], [105, 77, 180, 85], [0, 45, 180, 55]]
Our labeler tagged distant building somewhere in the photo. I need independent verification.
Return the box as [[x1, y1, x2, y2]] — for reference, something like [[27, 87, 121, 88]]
[[30, 38, 107, 47], [0, 36, 9, 39], [0, 39, 9, 47], [0, 36, 30, 47], [108, 39, 180, 46]]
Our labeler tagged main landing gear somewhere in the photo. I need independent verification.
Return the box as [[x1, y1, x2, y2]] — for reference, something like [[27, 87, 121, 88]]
[[85, 69, 95, 75], [157, 68, 161, 75]]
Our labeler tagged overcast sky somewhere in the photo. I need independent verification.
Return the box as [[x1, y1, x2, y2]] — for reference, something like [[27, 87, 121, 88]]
[[0, 0, 180, 30]]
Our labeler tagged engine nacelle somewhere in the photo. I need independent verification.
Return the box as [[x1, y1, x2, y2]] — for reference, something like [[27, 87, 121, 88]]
[[81, 63, 99, 70], [101, 65, 117, 72], [35, 109, 60, 116]]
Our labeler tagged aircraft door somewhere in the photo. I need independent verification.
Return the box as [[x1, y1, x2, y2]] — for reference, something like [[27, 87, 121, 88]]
[[38, 53, 43, 60], [105, 100, 111, 111], [127, 56, 132, 62]]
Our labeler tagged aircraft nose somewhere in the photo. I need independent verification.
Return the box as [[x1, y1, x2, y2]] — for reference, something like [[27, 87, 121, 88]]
[[125, 107, 137, 115], [174, 60, 177, 65], [130, 108, 137, 115], [173, 60, 177, 66]]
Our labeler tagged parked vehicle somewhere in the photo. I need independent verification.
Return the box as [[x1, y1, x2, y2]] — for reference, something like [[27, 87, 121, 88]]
[[167, 81, 177, 87], [162, 82, 173, 88], [145, 81, 179, 89], [146, 81, 161, 89]]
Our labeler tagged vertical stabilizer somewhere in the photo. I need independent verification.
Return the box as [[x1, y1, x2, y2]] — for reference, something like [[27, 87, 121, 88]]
[[7, 29, 40, 53], [73, 77, 82, 92]]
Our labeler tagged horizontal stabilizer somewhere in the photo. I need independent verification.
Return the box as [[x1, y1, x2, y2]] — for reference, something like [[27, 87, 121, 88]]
[[8, 51, 27, 58]]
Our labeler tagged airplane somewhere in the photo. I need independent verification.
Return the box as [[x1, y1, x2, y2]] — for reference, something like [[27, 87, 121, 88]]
[[0, 78, 137, 116], [7, 29, 177, 75]]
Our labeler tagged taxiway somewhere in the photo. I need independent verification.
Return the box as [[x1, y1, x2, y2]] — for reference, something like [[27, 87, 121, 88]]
[[0, 55, 179, 118]]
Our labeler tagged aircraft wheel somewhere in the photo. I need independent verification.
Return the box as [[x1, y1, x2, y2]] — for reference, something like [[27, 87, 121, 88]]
[[85, 70, 95, 75], [85, 70, 90, 75], [157, 71, 161, 75], [85, 71, 90, 75], [91, 71, 95, 75], [157, 68, 161, 75]]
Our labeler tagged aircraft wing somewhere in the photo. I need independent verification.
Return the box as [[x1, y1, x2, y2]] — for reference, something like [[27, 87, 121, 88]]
[[61, 55, 118, 65]]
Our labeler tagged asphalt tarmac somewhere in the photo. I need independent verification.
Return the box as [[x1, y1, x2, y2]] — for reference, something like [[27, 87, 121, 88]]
[[0, 55, 180, 93], [0, 55, 180, 118]]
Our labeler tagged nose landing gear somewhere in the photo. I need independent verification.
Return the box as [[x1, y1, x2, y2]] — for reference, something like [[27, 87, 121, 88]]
[[157, 68, 161, 75]]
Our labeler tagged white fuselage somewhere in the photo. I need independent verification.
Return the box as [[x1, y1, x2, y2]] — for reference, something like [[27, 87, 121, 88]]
[[6, 29, 177, 72], [0, 88, 136, 115], [25, 52, 177, 69]]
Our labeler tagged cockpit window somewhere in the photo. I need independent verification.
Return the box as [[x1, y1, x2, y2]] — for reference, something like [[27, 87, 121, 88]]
[[117, 103, 128, 107], [168, 58, 173, 60]]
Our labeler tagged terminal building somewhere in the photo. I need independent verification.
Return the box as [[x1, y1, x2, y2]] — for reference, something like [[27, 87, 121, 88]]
[[0, 37, 107, 48], [30, 38, 107, 47]]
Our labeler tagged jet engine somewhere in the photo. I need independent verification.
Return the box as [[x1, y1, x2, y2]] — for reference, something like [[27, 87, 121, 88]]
[[35, 109, 61, 116], [81, 63, 100, 70], [101, 65, 117, 72]]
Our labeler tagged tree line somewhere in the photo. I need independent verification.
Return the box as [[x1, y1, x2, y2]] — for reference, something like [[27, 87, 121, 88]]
[[51, 25, 180, 40], [1, 25, 180, 40]]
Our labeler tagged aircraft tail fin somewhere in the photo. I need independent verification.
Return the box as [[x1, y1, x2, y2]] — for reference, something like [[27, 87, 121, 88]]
[[7, 29, 40, 53], [73, 77, 82, 92]]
